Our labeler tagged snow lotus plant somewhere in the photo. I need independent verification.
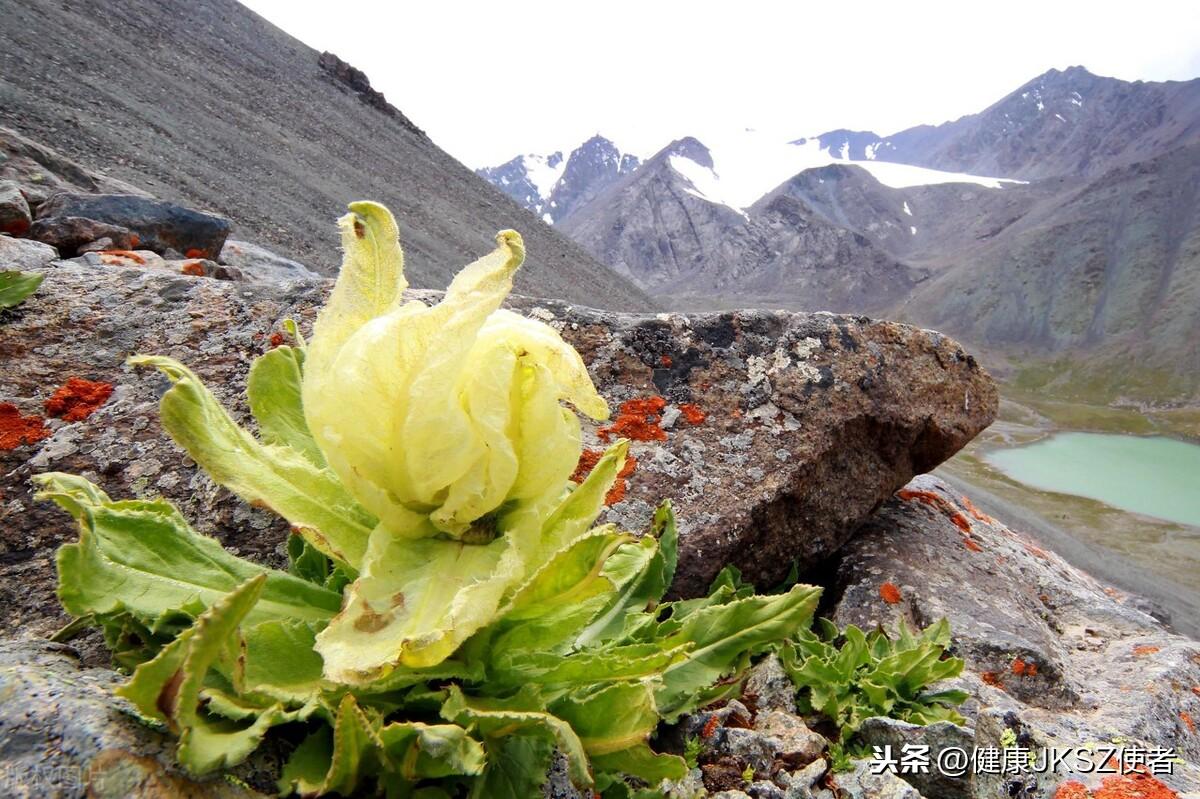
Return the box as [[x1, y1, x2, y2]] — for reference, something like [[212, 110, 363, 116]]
[[38, 202, 822, 798]]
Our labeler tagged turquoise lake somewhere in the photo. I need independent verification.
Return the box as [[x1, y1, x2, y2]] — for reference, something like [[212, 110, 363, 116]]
[[985, 432, 1200, 528]]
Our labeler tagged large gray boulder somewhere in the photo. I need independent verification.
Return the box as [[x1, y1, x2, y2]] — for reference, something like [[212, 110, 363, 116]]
[[0, 257, 995, 650], [34, 193, 231, 260]]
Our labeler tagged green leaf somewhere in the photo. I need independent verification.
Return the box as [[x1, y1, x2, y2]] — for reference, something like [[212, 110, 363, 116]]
[[378, 720, 486, 780], [117, 575, 304, 774], [442, 686, 590, 790], [591, 745, 687, 786], [574, 502, 679, 647], [467, 730, 555, 799], [128, 354, 376, 569], [0, 270, 43, 309], [247, 344, 326, 467], [241, 620, 327, 703], [39, 473, 341, 627], [550, 682, 659, 757], [655, 583, 822, 720]]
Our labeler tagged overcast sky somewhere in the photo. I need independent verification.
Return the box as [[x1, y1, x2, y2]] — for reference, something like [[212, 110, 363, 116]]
[[240, 0, 1200, 168]]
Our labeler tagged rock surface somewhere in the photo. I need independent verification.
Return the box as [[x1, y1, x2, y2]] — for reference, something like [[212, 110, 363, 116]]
[[831, 474, 1200, 797], [0, 639, 264, 797], [27, 215, 138, 255], [35, 193, 231, 260], [0, 179, 31, 236], [218, 240, 320, 285], [0, 255, 995, 648]]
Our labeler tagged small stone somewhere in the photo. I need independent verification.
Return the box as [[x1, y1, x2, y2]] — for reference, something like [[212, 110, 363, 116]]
[[745, 654, 797, 714], [0, 179, 31, 236], [752, 711, 827, 765]]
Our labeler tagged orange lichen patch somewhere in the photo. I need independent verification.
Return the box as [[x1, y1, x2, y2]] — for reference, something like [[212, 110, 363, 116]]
[[571, 449, 603, 484], [185, 248, 205, 259], [1055, 781, 1092, 799], [1191, 686, 1200, 697], [181, 259, 206, 277], [129, 233, 140, 247], [604, 455, 639, 506], [1011, 658, 1039, 677], [879, 582, 902, 605], [0, 403, 50, 450], [963, 537, 984, 552], [660, 355, 672, 367], [603, 480, 627, 506], [1023, 542, 1050, 560], [598, 395, 667, 442], [44, 378, 114, 422], [1133, 645, 1161, 657], [701, 714, 721, 739], [679, 403, 706, 425], [981, 671, 1004, 688], [897, 488, 973, 533], [961, 495, 996, 524], [99, 249, 146, 265], [1182, 711, 1196, 734], [269, 332, 286, 348], [1092, 770, 1179, 799]]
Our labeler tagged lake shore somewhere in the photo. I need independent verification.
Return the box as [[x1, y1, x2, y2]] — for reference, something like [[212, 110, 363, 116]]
[[938, 393, 1200, 639]]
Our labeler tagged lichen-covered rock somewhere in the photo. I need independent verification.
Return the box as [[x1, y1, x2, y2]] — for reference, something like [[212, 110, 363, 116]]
[[833, 760, 925, 799], [855, 718, 974, 799], [0, 258, 995, 650], [0, 639, 264, 798], [35, 193, 231, 260], [831, 474, 1200, 797]]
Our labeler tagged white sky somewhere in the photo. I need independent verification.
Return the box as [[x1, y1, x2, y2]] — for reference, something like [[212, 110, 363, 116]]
[[240, 0, 1200, 168]]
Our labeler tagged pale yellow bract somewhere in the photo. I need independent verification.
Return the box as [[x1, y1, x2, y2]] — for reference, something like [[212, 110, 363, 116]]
[[303, 202, 614, 681]]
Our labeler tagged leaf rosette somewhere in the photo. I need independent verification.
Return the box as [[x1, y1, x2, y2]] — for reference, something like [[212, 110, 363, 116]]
[[39, 202, 828, 797]]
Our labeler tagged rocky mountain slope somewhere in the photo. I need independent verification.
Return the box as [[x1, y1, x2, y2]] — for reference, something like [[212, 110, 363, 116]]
[[0, 0, 655, 310], [560, 138, 926, 313], [854, 66, 1200, 180], [492, 67, 1200, 403], [476, 134, 640, 224]]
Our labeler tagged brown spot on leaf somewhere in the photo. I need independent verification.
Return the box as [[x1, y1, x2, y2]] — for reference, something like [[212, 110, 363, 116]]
[[157, 668, 183, 723], [354, 608, 389, 633]]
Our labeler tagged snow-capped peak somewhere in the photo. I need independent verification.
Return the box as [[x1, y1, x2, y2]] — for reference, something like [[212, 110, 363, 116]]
[[521, 152, 567, 203]]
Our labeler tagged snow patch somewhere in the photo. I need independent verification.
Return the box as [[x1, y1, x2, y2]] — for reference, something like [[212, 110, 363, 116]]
[[668, 155, 749, 218], [521, 153, 568, 202], [910, 226, 917, 236], [542, 212, 553, 224], [902, 201, 912, 216]]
